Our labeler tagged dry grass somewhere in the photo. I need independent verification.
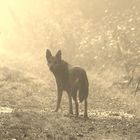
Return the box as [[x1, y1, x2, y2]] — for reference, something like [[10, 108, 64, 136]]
[[0, 51, 140, 140]]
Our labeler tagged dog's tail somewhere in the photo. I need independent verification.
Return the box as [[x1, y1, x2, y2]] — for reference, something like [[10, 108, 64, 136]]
[[79, 71, 89, 102]]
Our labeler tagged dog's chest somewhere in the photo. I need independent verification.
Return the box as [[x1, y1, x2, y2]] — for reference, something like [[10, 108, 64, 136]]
[[61, 76, 70, 90]]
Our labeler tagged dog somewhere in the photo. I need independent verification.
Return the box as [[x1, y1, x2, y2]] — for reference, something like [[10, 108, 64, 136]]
[[46, 49, 89, 117]]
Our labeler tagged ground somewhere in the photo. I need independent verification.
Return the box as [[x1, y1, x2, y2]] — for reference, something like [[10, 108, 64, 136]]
[[0, 51, 140, 140]]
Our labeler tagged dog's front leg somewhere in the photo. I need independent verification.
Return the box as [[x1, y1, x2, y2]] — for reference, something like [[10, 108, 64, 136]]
[[84, 99, 88, 118], [55, 88, 63, 112]]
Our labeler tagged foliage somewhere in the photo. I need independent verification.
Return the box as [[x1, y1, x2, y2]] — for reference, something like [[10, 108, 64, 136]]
[[4, 0, 140, 73]]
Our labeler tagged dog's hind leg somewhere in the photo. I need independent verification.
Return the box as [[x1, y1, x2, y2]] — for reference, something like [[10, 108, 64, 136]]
[[84, 99, 88, 118], [67, 93, 73, 114]]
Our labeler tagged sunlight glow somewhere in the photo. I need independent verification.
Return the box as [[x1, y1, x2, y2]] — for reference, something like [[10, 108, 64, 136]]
[[0, 0, 28, 50]]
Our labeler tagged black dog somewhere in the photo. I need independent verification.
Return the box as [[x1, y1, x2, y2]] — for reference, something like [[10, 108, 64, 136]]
[[46, 49, 89, 117]]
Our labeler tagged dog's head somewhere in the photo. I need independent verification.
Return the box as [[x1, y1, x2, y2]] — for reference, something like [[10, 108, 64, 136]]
[[46, 49, 62, 72]]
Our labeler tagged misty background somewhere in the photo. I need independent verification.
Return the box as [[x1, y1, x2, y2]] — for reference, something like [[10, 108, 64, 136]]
[[0, 0, 140, 139], [0, 0, 140, 94]]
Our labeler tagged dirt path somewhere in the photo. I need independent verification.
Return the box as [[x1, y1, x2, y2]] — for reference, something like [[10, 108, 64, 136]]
[[0, 66, 140, 140], [0, 50, 139, 140]]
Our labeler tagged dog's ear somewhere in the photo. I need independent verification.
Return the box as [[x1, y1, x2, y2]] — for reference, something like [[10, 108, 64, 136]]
[[46, 49, 52, 60], [55, 50, 62, 60]]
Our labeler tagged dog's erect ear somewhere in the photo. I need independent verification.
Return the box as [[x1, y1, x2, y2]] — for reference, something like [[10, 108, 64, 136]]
[[55, 50, 62, 60], [46, 49, 52, 60]]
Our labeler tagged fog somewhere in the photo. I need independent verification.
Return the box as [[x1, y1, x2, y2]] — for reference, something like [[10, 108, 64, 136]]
[[0, 1, 139, 80], [0, 0, 139, 71], [0, 0, 140, 139]]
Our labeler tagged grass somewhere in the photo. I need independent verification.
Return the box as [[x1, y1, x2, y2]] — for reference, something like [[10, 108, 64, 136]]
[[0, 51, 140, 140]]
